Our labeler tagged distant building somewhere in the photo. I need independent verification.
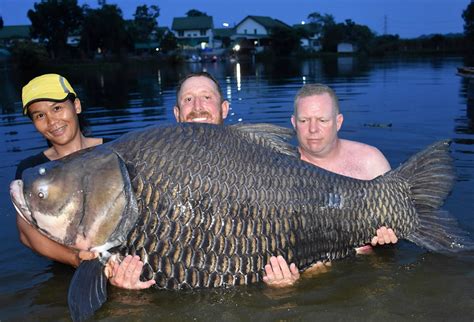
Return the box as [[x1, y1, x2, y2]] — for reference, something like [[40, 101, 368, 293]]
[[293, 23, 321, 52], [337, 42, 357, 53], [171, 16, 214, 49], [0, 24, 82, 48], [232, 15, 291, 52], [67, 35, 81, 47], [213, 27, 235, 48], [0, 25, 30, 47], [133, 26, 171, 54]]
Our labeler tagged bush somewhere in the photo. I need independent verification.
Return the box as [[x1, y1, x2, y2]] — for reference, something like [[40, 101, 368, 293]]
[[10, 40, 49, 68]]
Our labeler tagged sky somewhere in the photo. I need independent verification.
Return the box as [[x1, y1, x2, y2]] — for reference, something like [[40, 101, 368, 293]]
[[0, 0, 470, 38]]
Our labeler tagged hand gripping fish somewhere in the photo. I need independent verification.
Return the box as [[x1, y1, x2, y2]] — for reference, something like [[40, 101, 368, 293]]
[[10, 123, 473, 321]]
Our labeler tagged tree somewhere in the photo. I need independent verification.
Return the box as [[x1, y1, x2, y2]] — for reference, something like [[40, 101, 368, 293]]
[[10, 40, 49, 68], [370, 34, 400, 55], [462, 2, 474, 50], [0, 16, 3, 29], [27, 0, 83, 59], [429, 34, 445, 51], [342, 19, 375, 53], [269, 26, 301, 56], [133, 5, 160, 42], [320, 19, 375, 53], [320, 23, 345, 52], [186, 9, 207, 17], [307, 12, 335, 35], [80, 4, 131, 58], [159, 32, 178, 53]]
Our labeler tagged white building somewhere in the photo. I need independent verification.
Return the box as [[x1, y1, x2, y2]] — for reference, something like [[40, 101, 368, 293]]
[[232, 15, 291, 51], [171, 16, 214, 49]]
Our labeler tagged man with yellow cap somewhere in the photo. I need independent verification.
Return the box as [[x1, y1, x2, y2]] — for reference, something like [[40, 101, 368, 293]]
[[16, 73, 155, 290]]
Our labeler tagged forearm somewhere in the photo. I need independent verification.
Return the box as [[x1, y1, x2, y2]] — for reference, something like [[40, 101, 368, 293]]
[[17, 214, 155, 290], [16, 214, 81, 267]]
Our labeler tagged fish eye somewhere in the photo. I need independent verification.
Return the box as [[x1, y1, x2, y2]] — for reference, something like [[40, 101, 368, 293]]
[[38, 190, 48, 199]]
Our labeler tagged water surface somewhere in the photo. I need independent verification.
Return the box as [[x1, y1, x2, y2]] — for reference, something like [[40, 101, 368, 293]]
[[0, 56, 473, 321]]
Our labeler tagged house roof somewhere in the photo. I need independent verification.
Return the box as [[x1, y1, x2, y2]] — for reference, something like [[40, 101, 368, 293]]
[[0, 25, 30, 40], [236, 16, 291, 31], [172, 16, 213, 31], [214, 28, 235, 38]]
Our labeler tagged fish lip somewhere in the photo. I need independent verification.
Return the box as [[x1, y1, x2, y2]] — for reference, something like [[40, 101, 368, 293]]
[[91, 241, 122, 262], [10, 180, 32, 223]]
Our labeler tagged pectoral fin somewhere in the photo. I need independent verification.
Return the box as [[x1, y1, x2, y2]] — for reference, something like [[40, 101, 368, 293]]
[[68, 259, 108, 322]]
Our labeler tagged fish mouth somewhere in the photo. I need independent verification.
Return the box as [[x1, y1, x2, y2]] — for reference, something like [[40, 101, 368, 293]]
[[10, 180, 33, 223]]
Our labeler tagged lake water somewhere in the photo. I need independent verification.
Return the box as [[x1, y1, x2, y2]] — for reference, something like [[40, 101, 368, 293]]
[[0, 56, 473, 321]]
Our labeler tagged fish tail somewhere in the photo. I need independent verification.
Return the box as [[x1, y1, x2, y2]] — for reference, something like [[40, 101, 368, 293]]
[[392, 140, 473, 253]]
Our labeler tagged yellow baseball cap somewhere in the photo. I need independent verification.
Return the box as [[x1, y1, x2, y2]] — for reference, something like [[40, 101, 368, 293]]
[[22, 74, 77, 114]]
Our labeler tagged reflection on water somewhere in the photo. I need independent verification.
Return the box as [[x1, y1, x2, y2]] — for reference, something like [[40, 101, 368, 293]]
[[0, 56, 473, 321]]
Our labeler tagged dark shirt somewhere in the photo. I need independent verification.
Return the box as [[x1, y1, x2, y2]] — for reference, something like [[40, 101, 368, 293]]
[[15, 152, 50, 180], [14, 138, 113, 180]]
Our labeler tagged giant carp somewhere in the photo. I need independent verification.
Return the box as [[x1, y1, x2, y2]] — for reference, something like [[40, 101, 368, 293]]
[[10, 123, 472, 321]]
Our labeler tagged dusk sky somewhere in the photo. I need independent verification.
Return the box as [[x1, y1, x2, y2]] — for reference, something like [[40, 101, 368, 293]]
[[1, 0, 470, 38]]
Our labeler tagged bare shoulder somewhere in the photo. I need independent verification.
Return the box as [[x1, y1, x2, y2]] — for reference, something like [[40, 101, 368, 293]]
[[86, 137, 104, 148], [340, 139, 391, 176], [340, 139, 382, 156]]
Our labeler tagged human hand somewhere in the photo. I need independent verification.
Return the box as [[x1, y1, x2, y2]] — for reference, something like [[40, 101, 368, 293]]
[[78, 250, 98, 261], [263, 255, 300, 288], [303, 260, 331, 276], [107, 255, 156, 290], [371, 226, 398, 246]]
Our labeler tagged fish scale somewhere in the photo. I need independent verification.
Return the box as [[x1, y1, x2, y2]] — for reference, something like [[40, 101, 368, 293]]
[[13, 123, 469, 321], [108, 123, 416, 289]]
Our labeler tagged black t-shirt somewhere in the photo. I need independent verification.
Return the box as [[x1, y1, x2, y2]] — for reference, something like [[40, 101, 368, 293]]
[[14, 138, 114, 180], [15, 152, 50, 180]]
